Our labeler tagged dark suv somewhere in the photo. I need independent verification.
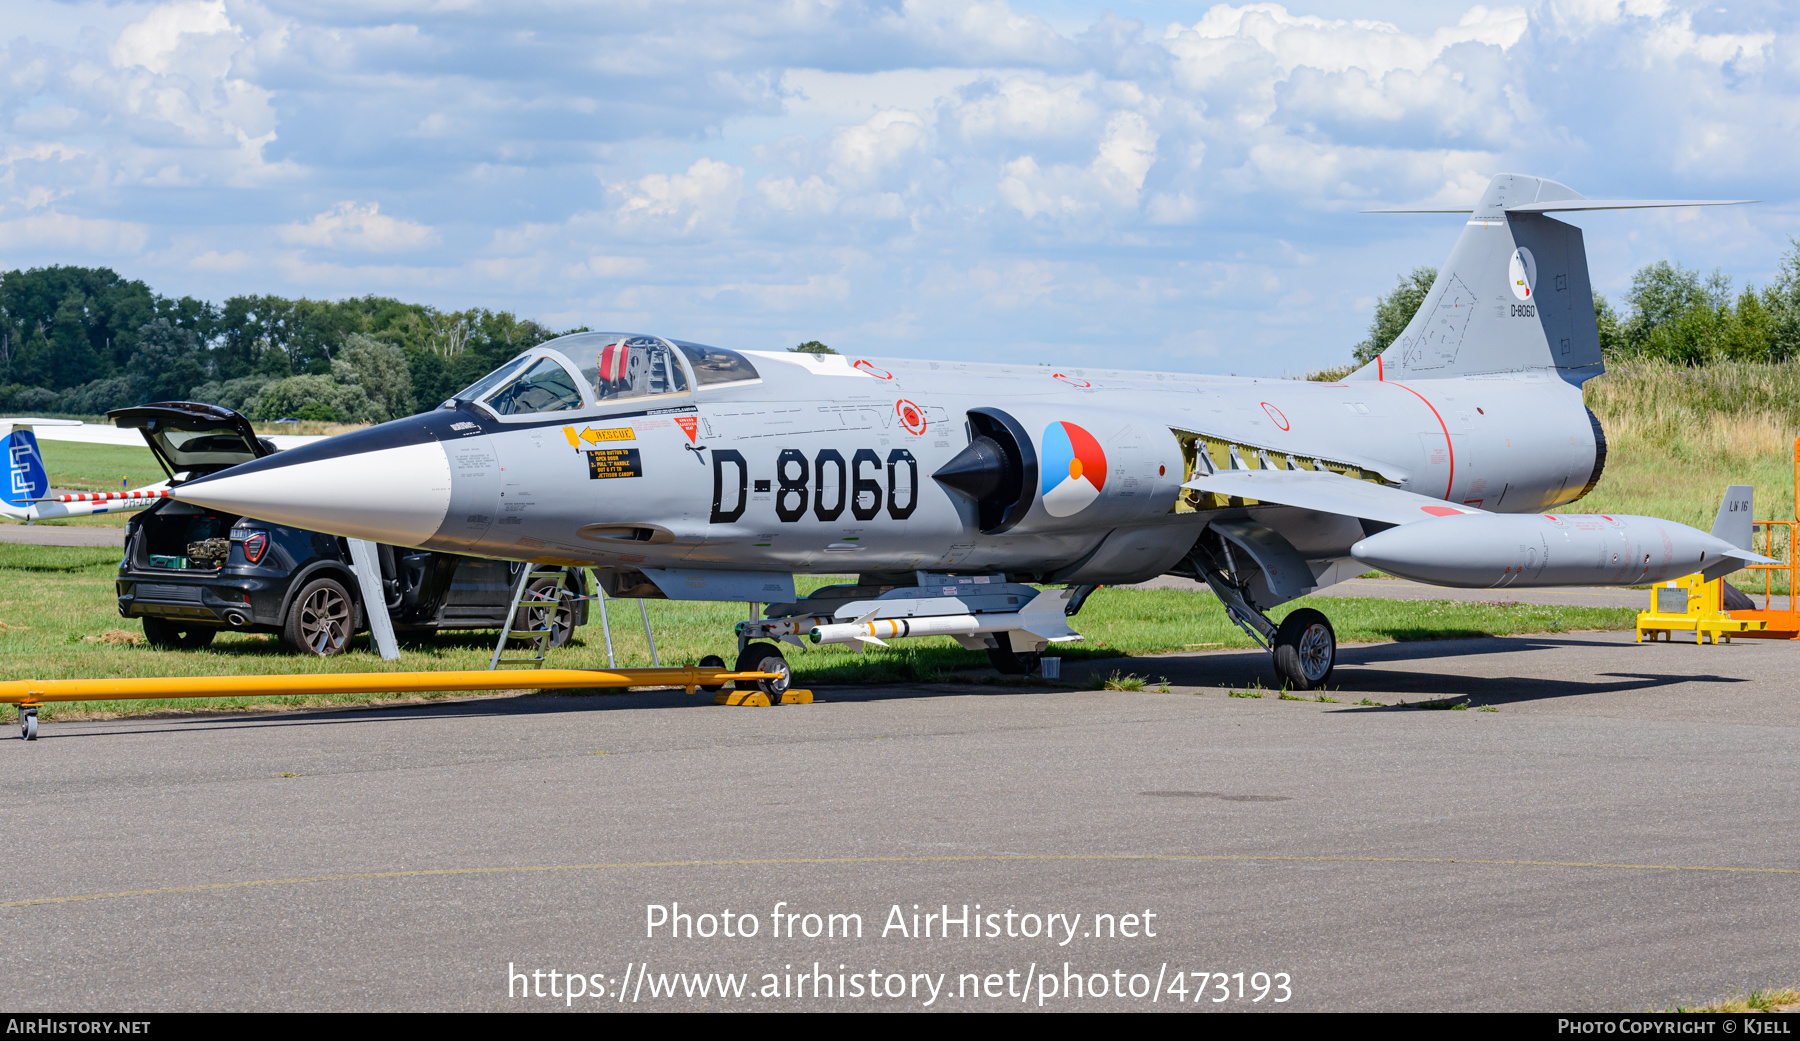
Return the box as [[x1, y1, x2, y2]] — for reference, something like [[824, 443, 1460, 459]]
[[111, 402, 588, 655]]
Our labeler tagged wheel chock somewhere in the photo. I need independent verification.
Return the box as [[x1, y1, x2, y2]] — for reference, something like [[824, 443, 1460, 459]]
[[711, 688, 814, 707], [714, 690, 772, 707]]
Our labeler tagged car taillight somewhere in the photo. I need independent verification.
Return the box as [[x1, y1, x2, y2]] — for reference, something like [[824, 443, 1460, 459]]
[[242, 531, 269, 564]]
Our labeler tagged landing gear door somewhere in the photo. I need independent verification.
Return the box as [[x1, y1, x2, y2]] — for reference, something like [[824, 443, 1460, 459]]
[[1210, 519, 1316, 606]]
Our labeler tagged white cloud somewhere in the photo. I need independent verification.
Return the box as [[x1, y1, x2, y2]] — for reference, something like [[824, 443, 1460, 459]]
[[0, 0, 1793, 377], [828, 109, 930, 189], [612, 158, 745, 236], [277, 201, 438, 252], [109, 1, 235, 75], [998, 111, 1158, 217], [949, 77, 1102, 145], [0, 211, 149, 254]]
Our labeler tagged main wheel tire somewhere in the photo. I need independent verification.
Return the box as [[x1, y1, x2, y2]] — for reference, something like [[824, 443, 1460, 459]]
[[697, 654, 727, 693], [522, 575, 578, 648], [283, 576, 355, 657], [142, 617, 218, 650], [1272, 608, 1335, 691], [735, 642, 791, 696], [987, 637, 1041, 675]]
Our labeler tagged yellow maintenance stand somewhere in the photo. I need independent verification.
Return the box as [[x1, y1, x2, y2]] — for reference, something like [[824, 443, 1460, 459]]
[[1635, 573, 1768, 644]]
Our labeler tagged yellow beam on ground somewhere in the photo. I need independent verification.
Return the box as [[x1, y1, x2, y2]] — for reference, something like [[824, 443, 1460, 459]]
[[0, 668, 776, 706]]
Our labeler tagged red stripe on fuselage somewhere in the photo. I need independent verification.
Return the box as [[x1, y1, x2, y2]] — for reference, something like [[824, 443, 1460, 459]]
[[1384, 381, 1454, 501]]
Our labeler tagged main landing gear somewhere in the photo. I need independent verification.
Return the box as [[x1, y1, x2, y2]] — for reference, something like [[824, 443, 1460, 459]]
[[1271, 608, 1336, 691], [1188, 532, 1338, 691]]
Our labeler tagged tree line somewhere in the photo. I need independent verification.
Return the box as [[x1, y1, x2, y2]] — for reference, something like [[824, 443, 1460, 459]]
[[0, 266, 575, 423], [1350, 240, 1800, 368], [0, 267, 844, 423]]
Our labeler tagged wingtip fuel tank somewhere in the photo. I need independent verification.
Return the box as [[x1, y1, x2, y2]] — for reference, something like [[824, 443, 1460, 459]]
[[1349, 511, 1771, 589]]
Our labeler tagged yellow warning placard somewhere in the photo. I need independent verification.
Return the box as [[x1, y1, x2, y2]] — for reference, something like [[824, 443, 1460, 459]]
[[563, 426, 636, 449], [587, 448, 642, 479]]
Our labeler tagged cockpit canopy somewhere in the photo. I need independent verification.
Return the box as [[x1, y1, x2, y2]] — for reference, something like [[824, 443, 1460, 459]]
[[447, 332, 760, 418]]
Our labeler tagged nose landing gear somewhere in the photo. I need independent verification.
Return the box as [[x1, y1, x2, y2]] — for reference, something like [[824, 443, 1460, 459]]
[[735, 642, 792, 697]]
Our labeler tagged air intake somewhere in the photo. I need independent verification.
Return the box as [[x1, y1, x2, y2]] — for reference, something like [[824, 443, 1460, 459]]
[[933, 408, 1037, 533]]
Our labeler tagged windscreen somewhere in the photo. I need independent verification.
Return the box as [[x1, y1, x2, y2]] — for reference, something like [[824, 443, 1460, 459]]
[[672, 340, 760, 386], [483, 355, 586, 415], [448, 354, 531, 405]]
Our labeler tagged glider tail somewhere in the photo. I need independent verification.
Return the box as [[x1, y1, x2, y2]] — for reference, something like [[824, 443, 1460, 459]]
[[0, 426, 48, 511]]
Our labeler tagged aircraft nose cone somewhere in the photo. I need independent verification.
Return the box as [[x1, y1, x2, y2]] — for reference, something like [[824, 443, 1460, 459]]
[[174, 427, 452, 547]]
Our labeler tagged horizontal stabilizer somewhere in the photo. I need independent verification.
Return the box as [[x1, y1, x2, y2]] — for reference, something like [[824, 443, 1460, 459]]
[[1182, 469, 1487, 526], [1364, 200, 1754, 214]]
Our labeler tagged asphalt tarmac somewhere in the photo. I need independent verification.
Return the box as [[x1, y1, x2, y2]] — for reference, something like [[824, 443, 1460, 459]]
[[4, 630, 1796, 1012]]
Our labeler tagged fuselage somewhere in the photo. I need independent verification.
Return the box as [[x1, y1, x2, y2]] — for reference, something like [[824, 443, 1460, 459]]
[[174, 336, 1605, 587]]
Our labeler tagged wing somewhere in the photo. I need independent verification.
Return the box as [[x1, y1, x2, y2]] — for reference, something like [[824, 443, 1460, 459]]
[[1181, 468, 1487, 526]]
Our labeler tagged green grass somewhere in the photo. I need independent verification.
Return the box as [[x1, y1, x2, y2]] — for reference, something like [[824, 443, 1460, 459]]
[[1584, 359, 1800, 595], [1668, 987, 1800, 1013], [35, 438, 167, 492], [0, 548, 1638, 721]]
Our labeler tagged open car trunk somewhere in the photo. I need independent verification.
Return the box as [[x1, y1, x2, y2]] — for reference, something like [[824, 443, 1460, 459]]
[[108, 401, 275, 481], [109, 402, 275, 572]]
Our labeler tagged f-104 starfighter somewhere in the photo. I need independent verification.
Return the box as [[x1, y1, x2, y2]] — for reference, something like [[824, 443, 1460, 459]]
[[170, 173, 1768, 691]]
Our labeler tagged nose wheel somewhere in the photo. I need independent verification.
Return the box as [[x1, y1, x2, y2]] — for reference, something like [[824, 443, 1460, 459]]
[[1272, 609, 1336, 691], [735, 642, 791, 696], [19, 706, 37, 741]]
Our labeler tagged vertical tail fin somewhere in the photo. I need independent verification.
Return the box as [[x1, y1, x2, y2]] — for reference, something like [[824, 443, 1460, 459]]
[[1711, 485, 1755, 552], [0, 426, 48, 508], [1354, 174, 1603, 384], [1351, 174, 1751, 385]]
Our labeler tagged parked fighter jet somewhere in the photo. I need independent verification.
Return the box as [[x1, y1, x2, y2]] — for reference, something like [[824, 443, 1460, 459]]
[[170, 174, 1768, 691]]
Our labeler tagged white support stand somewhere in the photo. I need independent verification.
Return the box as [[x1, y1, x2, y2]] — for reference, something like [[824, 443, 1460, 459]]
[[346, 538, 400, 661], [639, 599, 660, 666], [596, 587, 617, 668]]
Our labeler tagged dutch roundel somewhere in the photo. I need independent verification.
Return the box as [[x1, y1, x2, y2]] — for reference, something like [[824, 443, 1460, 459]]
[[1040, 421, 1107, 517], [896, 399, 927, 435], [1509, 247, 1536, 301]]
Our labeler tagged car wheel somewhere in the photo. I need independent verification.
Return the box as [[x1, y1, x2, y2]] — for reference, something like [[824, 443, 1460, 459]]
[[522, 575, 577, 648], [142, 617, 218, 650], [283, 576, 355, 657]]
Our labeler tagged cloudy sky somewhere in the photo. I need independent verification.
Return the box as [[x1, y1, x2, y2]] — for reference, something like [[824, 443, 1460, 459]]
[[0, 0, 1793, 375]]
